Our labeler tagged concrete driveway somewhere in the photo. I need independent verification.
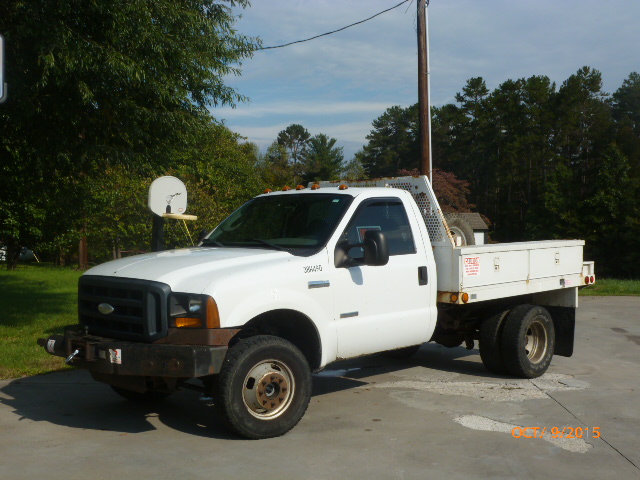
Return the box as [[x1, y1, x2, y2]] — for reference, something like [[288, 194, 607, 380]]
[[1, 296, 638, 479]]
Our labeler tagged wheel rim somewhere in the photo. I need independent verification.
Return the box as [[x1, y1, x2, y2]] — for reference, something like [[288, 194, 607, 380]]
[[525, 319, 548, 364], [242, 359, 295, 419]]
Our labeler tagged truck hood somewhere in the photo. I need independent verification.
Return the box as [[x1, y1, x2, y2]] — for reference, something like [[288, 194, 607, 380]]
[[84, 247, 290, 293]]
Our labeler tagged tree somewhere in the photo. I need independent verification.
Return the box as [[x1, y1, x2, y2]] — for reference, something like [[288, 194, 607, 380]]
[[340, 68, 640, 276], [257, 141, 295, 189], [277, 124, 311, 165], [356, 105, 419, 177], [0, 0, 259, 269], [342, 157, 367, 181], [398, 168, 474, 213], [301, 134, 344, 182], [79, 124, 262, 264], [612, 72, 640, 134], [611, 72, 640, 178]]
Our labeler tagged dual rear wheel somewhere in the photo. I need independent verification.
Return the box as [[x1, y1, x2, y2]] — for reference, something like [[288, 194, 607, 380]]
[[479, 305, 555, 378]]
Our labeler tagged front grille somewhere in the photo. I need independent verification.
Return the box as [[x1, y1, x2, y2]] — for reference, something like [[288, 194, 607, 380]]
[[78, 276, 171, 342]]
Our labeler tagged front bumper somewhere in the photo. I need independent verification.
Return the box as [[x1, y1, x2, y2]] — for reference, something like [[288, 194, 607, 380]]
[[38, 326, 228, 378]]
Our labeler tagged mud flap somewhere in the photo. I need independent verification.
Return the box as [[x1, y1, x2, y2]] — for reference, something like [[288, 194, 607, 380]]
[[547, 306, 575, 357]]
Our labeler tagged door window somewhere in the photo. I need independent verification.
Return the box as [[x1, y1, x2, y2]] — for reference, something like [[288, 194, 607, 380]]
[[341, 199, 416, 258]]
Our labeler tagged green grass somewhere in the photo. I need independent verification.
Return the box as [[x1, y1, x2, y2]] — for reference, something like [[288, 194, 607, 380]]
[[0, 264, 82, 379], [579, 278, 640, 296]]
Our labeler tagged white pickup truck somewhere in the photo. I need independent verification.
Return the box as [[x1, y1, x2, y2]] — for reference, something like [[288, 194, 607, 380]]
[[39, 176, 595, 439]]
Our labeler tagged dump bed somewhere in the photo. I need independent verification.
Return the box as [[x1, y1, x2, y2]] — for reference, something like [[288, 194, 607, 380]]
[[316, 176, 591, 305]]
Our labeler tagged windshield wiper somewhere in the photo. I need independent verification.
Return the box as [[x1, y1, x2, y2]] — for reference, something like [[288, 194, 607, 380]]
[[249, 239, 287, 251]]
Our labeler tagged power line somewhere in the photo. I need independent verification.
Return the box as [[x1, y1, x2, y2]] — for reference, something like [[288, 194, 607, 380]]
[[258, 0, 412, 51]]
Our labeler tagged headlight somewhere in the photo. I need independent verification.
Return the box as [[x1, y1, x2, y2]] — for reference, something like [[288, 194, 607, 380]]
[[169, 293, 220, 329]]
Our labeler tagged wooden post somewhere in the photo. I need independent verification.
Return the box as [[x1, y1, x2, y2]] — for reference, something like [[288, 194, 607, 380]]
[[417, 0, 432, 182], [78, 228, 88, 269]]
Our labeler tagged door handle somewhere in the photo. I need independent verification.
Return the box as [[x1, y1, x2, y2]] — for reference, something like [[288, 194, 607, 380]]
[[418, 266, 428, 286]]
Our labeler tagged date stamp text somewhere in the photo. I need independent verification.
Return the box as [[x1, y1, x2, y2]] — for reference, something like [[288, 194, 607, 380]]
[[511, 426, 601, 439]]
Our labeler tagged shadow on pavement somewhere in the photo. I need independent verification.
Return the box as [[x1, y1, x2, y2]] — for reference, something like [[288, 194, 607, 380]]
[[0, 343, 501, 439]]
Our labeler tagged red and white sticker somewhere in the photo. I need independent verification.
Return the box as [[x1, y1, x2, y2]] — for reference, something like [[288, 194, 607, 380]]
[[109, 349, 122, 365], [464, 257, 481, 276], [46, 339, 56, 354]]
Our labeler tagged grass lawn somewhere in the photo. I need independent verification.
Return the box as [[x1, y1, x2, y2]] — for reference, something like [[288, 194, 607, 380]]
[[579, 278, 640, 296], [0, 265, 638, 380], [0, 264, 82, 379]]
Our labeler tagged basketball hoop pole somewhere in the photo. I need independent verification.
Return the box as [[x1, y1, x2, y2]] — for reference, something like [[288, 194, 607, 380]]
[[151, 215, 165, 252]]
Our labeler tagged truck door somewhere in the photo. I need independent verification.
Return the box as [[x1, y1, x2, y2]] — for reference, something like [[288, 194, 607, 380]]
[[331, 197, 434, 358]]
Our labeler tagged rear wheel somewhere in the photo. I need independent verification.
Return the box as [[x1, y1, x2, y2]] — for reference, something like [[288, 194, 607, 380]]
[[217, 335, 312, 439], [500, 305, 555, 378]]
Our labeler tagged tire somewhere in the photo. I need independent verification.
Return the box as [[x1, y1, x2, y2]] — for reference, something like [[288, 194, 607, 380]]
[[479, 310, 510, 374], [110, 385, 171, 403], [500, 305, 555, 379], [446, 216, 475, 246], [217, 335, 312, 439]]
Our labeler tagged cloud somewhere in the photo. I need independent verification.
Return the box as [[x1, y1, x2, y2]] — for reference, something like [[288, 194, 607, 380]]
[[225, 0, 640, 157]]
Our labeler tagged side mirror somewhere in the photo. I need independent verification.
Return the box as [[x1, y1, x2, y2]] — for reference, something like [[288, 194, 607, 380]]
[[334, 230, 389, 268], [363, 230, 389, 266]]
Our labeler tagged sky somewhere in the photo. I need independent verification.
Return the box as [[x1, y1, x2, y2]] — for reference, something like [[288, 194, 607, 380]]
[[214, 0, 640, 161]]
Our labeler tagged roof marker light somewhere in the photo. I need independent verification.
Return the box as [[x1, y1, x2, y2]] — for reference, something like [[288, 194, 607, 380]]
[[338, 184, 349, 190], [263, 188, 273, 194], [282, 186, 292, 191], [296, 185, 305, 190], [311, 184, 320, 190]]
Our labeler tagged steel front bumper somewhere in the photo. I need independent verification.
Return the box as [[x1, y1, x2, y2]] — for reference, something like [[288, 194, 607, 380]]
[[38, 326, 228, 378]]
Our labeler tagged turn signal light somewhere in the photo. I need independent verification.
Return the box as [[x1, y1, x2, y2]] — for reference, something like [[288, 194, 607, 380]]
[[175, 317, 203, 328], [206, 296, 221, 328]]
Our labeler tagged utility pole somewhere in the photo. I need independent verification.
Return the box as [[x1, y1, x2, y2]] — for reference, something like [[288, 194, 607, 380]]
[[417, 0, 432, 182]]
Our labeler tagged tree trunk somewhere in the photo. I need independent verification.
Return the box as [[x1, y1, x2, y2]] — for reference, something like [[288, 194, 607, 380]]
[[78, 228, 88, 270], [5, 238, 21, 271]]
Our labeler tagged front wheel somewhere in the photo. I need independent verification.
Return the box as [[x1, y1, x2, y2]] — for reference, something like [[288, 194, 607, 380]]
[[500, 305, 555, 378], [217, 335, 312, 439]]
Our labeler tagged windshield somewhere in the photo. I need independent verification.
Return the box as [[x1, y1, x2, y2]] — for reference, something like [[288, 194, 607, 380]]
[[203, 193, 353, 255]]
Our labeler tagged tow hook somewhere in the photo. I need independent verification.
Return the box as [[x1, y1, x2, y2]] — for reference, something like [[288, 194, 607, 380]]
[[66, 349, 81, 364]]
